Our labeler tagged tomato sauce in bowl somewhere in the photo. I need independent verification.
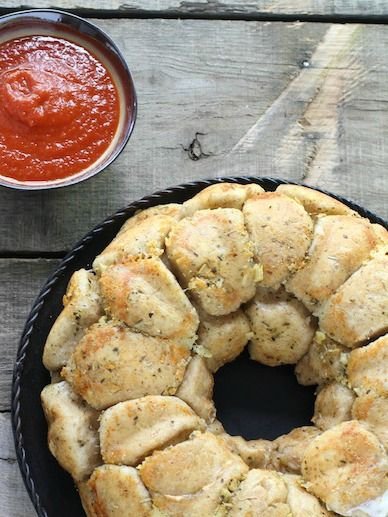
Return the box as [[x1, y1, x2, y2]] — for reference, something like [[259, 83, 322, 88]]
[[0, 10, 136, 189], [0, 35, 120, 182]]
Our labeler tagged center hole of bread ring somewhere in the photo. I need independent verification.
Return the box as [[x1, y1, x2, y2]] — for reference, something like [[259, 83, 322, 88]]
[[213, 349, 316, 440]]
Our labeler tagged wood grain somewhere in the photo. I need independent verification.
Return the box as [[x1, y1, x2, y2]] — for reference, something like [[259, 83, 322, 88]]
[[0, 259, 59, 515], [0, 413, 35, 517], [0, 19, 387, 254], [1, 1, 388, 17], [0, 259, 59, 410]]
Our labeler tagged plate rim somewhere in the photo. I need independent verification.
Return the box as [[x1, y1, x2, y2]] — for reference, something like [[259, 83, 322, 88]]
[[11, 175, 387, 516]]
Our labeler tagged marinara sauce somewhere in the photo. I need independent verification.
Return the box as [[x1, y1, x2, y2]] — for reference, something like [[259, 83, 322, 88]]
[[0, 35, 120, 182]]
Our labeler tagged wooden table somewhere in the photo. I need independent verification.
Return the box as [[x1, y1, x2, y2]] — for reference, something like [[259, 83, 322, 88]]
[[1, 1, 387, 515]]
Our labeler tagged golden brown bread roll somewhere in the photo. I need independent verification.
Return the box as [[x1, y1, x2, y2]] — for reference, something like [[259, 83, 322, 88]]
[[62, 320, 190, 410], [40, 182, 387, 516]]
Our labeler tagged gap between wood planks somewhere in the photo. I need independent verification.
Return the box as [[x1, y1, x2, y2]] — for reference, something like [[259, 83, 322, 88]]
[[0, 251, 67, 259], [1, 6, 388, 24]]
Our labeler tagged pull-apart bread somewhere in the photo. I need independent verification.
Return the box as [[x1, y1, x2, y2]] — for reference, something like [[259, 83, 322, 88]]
[[41, 183, 388, 516]]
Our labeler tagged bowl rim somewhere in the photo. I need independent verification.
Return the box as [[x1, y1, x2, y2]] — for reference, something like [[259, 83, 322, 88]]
[[11, 176, 387, 516], [0, 8, 137, 191]]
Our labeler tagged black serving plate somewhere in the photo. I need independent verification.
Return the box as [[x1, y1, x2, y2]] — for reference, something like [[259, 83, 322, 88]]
[[12, 177, 387, 517]]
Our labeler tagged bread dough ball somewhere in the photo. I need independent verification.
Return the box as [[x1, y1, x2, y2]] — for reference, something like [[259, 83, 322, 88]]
[[229, 469, 290, 516], [86, 465, 152, 516], [287, 215, 380, 312], [41, 381, 101, 481], [295, 332, 349, 386], [347, 334, 388, 396], [302, 420, 388, 515], [176, 355, 216, 423], [312, 382, 355, 431], [166, 208, 259, 315], [276, 184, 358, 217], [246, 287, 316, 366], [139, 432, 248, 516], [62, 320, 190, 410], [271, 426, 322, 474], [243, 192, 313, 288], [352, 393, 388, 450], [43, 269, 102, 371], [319, 254, 388, 348], [195, 307, 251, 372], [183, 182, 264, 215], [93, 204, 181, 273], [100, 396, 205, 466], [100, 256, 198, 347]]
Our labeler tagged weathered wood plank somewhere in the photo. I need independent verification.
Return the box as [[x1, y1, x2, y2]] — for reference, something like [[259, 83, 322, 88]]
[[0, 412, 36, 516], [1, 1, 388, 17], [0, 259, 60, 515], [0, 259, 60, 411], [0, 19, 387, 254]]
